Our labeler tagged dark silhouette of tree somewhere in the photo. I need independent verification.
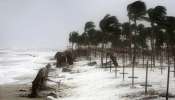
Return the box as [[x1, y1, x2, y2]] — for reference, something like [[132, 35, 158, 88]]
[[84, 21, 96, 62], [147, 5, 167, 68], [69, 31, 79, 52], [99, 14, 120, 67], [127, 0, 147, 87], [162, 16, 175, 100]]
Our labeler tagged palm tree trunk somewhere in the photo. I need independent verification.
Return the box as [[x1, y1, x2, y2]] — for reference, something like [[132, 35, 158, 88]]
[[151, 23, 156, 69], [94, 46, 97, 57], [166, 45, 171, 100], [160, 48, 163, 74], [101, 43, 104, 67], [89, 44, 91, 63], [142, 49, 145, 68], [105, 44, 108, 68], [174, 56, 175, 77], [72, 43, 74, 53], [131, 19, 137, 87], [129, 18, 132, 62]]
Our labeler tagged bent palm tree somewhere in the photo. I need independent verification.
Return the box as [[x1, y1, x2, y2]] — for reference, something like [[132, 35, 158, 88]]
[[69, 31, 79, 52], [148, 5, 167, 68], [127, 0, 147, 87], [84, 21, 96, 62], [99, 14, 120, 67]]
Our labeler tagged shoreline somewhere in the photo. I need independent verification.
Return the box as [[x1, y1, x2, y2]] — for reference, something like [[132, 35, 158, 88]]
[[0, 84, 43, 100]]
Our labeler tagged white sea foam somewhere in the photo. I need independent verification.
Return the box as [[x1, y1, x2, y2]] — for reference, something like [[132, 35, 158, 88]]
[[0, 49, 57, 85]]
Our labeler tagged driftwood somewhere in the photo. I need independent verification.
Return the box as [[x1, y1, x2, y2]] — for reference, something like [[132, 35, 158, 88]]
[[30, 64, 51, 97]]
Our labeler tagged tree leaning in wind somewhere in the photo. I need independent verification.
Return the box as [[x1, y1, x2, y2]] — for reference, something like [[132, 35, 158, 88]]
[[162, 16, 175, 100], [136, 24, 148, 67], [127, 0, 147, 87], [84, 21, 96, 63], [69, 31, 79, 52], [147, 5, 167, 68], [99, 14, 121, 67]]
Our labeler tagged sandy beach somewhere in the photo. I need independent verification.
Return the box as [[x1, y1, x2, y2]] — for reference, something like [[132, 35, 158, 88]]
[[0, 84, 43, 100]]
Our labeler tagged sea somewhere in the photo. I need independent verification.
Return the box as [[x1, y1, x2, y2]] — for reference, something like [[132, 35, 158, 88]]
[[0, 48, 57, 85]]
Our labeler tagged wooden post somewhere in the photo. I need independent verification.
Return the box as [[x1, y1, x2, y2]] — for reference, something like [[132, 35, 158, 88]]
[[160, 53, 163, 75], [145, 60, 148, 95], [166, 46, 170, 100], [123, 49, 125, 80], [110, 59, 112, 72], [128, 56, 138, 88], [132, 56, 135, 87], [120, 48, 128, 81], [106, 52, 108, 68], [174, 57, 175, 77]]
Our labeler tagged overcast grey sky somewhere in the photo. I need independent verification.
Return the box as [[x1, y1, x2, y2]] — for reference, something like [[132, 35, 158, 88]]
[[0, 0, 174, 49]]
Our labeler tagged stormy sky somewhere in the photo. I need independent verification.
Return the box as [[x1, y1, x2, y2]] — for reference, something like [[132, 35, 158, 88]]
[[0, 0, 174, 49]]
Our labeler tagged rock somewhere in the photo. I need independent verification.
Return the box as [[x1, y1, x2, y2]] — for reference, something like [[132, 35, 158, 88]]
[[62, 67, 72, 72]]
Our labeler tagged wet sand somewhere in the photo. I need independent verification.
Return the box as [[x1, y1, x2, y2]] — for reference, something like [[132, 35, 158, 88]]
[[0, 84, 43, 100]]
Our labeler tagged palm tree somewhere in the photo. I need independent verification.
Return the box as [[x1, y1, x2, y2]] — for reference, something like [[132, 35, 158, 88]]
[[127, 0, 147, 87], [147, 5, 167, 68], [163, 16, 175, 100], [84, 21, 96, 62], [69, 31, 79, 52], [121, 22, 133, 62], [136, 24, 148, 67], [99, 14, 120, 67]]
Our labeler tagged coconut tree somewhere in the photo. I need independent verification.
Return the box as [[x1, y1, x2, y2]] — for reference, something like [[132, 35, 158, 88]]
[[99, 14, 120, 67], [90, 29, 101, 57], [147, 5, 167, 68], [127, 0, 147, 87], [84, 21, 96, 62], [136, 24, 148, 67], [69, 31, 79, 52], [162, 16, 175, 100]]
